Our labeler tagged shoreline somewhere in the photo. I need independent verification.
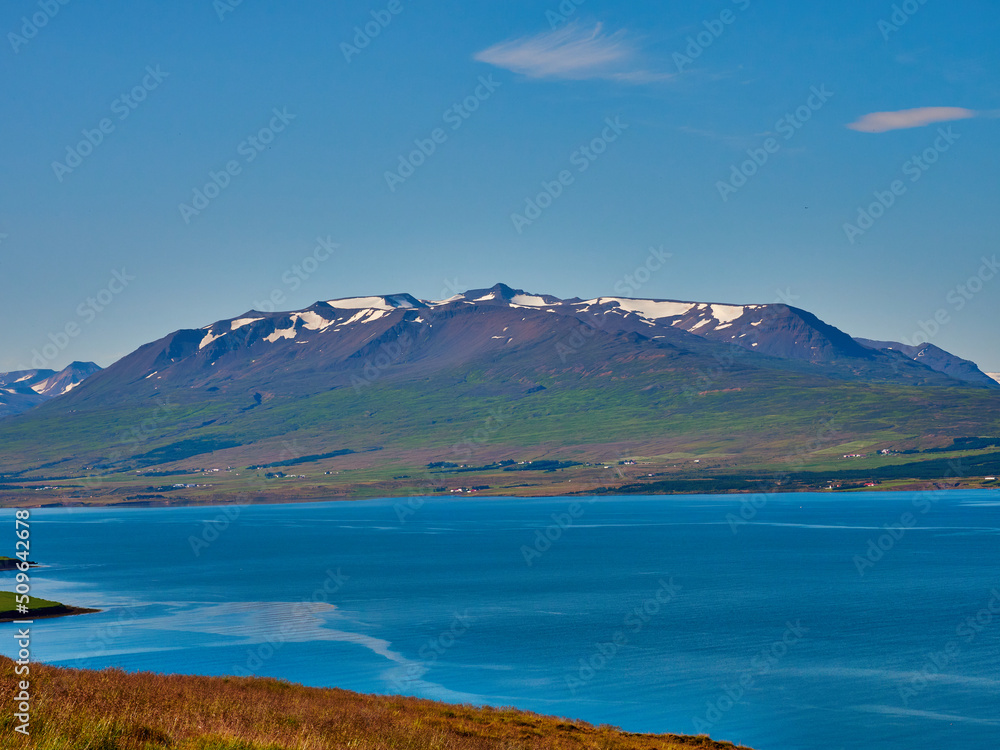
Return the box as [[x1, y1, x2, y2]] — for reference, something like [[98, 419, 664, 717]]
[[2, 482, 996, 510], [4, 443, 999, 509]]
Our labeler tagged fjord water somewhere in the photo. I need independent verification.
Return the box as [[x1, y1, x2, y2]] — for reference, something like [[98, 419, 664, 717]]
[[3, 492, 999, 750]]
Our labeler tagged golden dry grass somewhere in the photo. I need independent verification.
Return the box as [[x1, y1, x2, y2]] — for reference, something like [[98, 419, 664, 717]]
[[0, 657, 752, 750]]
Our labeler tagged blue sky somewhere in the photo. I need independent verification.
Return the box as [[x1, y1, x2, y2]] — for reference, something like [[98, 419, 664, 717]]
[[2, 0, 998, 372]]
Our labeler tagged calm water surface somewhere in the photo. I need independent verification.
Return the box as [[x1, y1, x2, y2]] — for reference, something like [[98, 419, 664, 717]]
[[2, 491, 999, 750]]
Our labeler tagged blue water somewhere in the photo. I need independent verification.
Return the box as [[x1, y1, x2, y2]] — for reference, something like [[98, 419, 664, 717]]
[[2, 491, 999, 749]]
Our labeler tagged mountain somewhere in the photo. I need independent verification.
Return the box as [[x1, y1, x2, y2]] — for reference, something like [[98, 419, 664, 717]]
[[854, 338, 999, 389], [988, 373, 1000, 385], [21, 284, 989, 411], [1, 285, 998, 502], [574, 295, 876, 362], [424, 285, 983, 383], [0, 361, 102, 418]]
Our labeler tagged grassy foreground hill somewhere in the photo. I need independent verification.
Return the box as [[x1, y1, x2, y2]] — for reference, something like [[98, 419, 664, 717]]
[[0, 657, 751, 750]]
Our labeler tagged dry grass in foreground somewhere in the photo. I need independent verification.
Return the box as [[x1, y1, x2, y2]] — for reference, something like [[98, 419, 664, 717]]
[[0, 657, 753, 750]]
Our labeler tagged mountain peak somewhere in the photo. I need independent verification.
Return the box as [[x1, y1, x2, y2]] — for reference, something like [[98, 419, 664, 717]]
[[8, 283, 994, 423], [324, 293, 427, 311], [151, 283, 995, 388], [0, 361, 103, 417], [452, 283, 561, 308], [856, 338, 999, 389], [486, 282, 520, 298]]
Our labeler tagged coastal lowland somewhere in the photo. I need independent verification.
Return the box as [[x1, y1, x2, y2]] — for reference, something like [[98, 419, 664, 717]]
[[2, 441, 997, 508]]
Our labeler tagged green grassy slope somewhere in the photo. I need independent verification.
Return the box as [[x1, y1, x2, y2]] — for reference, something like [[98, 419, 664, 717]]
[[1, 353, 998, 505]]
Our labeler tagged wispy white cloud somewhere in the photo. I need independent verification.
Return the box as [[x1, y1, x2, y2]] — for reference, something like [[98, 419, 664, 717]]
[[847, 107, 976, 133], [474, 23, 672, 83]]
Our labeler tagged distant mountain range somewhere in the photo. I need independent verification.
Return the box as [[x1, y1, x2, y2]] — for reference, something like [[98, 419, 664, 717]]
[[2, 284, 994, 419], [1, 284, 997, 498], [0, 362, 102, 418], [854, 339, 998, 388]]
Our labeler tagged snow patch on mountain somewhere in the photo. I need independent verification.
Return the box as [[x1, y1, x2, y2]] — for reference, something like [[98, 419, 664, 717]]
[[588, 298, 696, 319], [327, 296, 395, 310], [428, 294, 463, 306], [292, 311, 333, 331], [339, 309, 389, 326], [340, 310, 370, 326], [231, 317, 263, 331], [199, 331, 223, 350], [710, 304, 745, 324], [510, 294, 548, 307], [265, 327, 297, 343]]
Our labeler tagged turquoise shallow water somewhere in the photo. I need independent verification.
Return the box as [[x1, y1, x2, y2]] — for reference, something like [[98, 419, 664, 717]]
[[2, 490, 999, 749]]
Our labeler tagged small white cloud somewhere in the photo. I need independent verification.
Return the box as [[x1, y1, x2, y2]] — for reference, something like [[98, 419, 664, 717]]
[[474, 23, 672, 83], [847, 107, 976, 133]]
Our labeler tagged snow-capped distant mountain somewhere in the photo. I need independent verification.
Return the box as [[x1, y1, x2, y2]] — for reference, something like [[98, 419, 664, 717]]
[[0, 361, 102, 417], [566, 296, 874, 363], [38, 283, 994, 417], [408, 284, 966, 369], [5, 284, 999, 481]]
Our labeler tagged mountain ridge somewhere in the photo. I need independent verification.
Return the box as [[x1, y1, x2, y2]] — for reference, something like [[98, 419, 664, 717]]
[[854, 338, 998, 388], [1, 284, 998, 504], [0, 361, 102, 417], [39, 283, 995, 420]]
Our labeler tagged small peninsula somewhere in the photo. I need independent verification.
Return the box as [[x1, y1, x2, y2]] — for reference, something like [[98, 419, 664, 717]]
[[0, 591, 99, 622]]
